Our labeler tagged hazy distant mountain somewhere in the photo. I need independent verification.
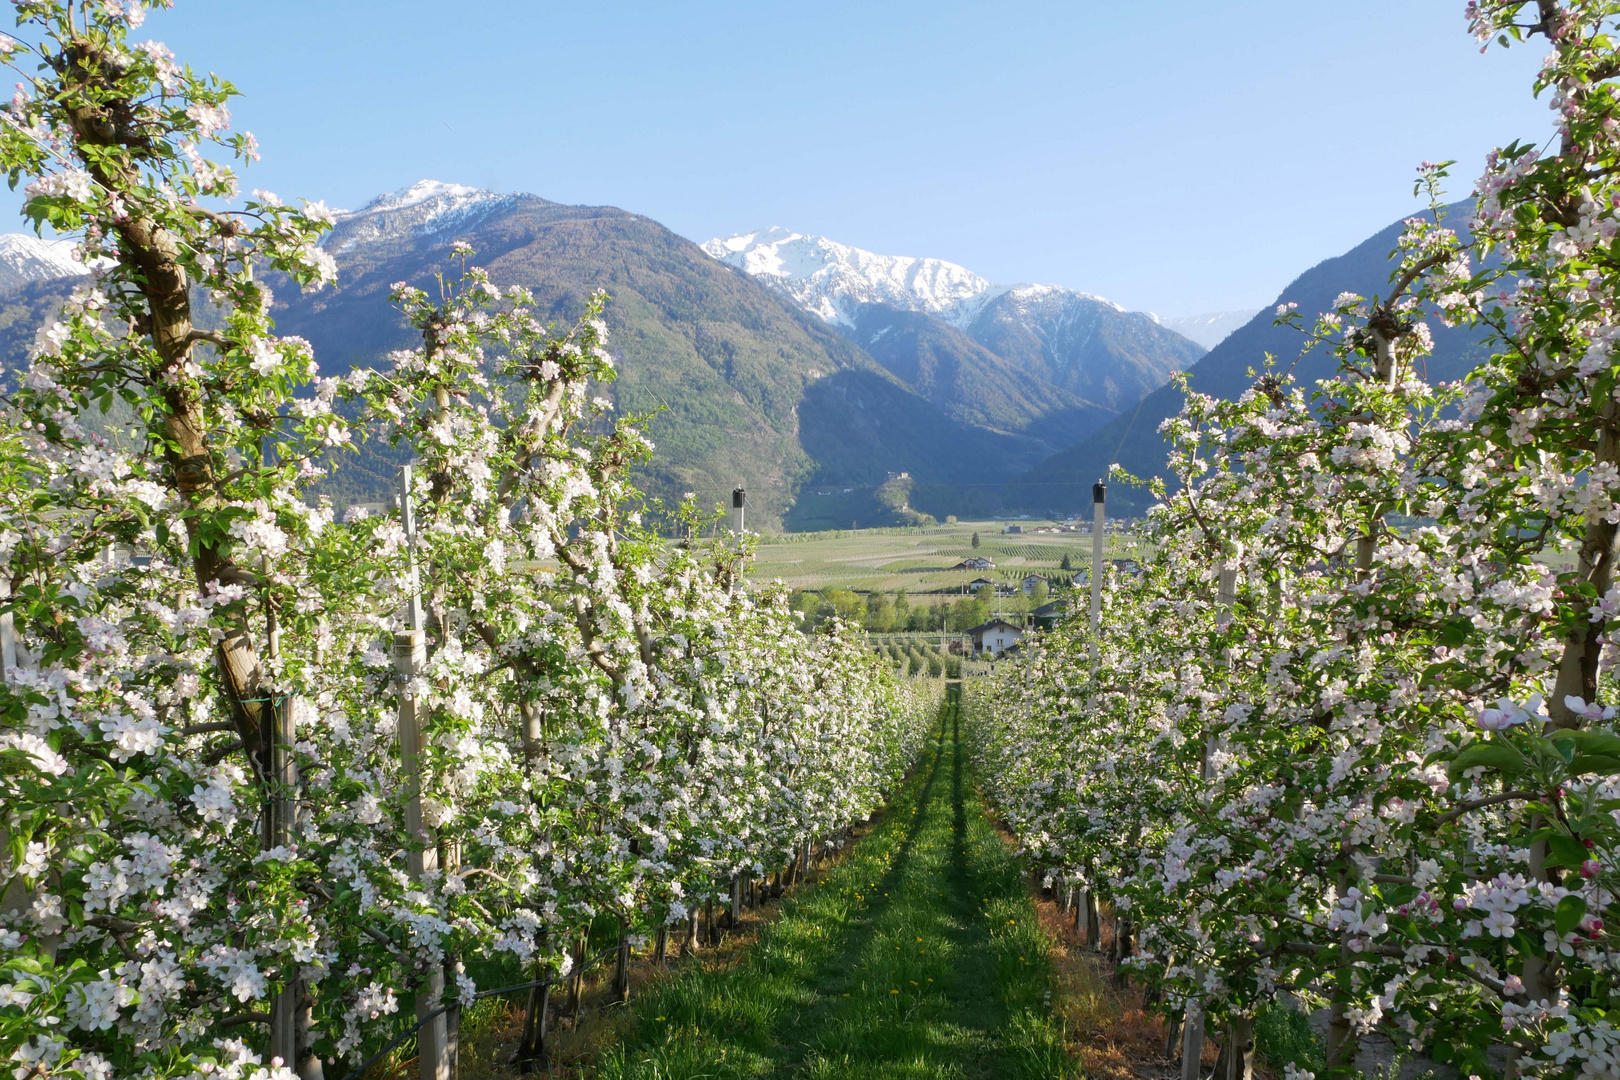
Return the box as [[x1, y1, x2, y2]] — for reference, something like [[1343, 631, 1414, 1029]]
[[1014, 201, 1491, 516], [1160, 309, 1263, 350], [962, 284, 1203, 411]]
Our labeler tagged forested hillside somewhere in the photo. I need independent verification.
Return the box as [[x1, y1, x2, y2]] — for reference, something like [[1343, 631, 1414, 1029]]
[[1013, 201, 1493, 514]]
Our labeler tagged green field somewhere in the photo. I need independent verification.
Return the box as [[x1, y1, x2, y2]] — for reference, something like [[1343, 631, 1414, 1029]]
[[748, 519, 1146, 595]]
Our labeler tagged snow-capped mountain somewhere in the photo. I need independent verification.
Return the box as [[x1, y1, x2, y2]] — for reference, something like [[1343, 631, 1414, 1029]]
[[1160, 309, 1263, 350], [701, 227, 1131, 332], [701, 227, 1005, 329], [328, 180, 518, 252], [0, 233, 96, 292], [703, 226, 1205, 413]]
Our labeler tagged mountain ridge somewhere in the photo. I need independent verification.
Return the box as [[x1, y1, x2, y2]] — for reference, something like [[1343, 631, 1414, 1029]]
[[1013, 200, 1492, 516], [0, 181, 1229, 528], [701, 224, 1205, 464]]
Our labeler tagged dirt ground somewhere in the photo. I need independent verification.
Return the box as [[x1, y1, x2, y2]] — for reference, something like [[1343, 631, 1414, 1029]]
[[1031, 893, 1231, 1080]]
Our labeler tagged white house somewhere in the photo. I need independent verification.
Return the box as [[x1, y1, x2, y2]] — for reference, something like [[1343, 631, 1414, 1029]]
[[1021, 574, 1049, 595], [966, 618, 1023, 656]]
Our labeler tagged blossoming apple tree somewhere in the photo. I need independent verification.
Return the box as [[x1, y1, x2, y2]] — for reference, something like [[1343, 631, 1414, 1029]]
[[0, 4, 939, 1080], [968, 3, 1620, 1078]]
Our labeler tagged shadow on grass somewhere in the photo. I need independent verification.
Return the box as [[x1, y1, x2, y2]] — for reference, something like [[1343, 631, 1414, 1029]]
[[591, 688, 1075, 1080]]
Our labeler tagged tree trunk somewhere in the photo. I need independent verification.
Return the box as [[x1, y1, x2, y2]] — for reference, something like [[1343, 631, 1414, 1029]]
[[612, 923, 631, 1004], [515, 979, 551, 1074], [1162, 1014, 1182, 1058], [61, 77, 273, 777], [1549, 397, 1620, 728], [1224, 1015, 1254, 1080], [565, 933, 587, 1017], [1324, 873, 1360, 1073]]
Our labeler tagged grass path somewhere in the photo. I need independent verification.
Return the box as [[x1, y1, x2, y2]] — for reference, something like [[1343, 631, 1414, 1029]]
[[593, 690, 1073, 1079]]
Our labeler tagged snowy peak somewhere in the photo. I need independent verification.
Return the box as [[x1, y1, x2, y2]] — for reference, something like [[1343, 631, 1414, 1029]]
[[996, 282, 1124, 316], [705, 227, 1205, 414], [702, 228, 1143, 333], [331, 180, 518, 252], [0, 234, 96, 292], [702, 228, 1001, 329]]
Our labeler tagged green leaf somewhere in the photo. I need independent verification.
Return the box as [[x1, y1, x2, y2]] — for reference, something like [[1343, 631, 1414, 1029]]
[[1561, 728, 1620, 756], [1547, 834, 1591, 870], [1437, 617, 1473, 647], [1556, 894, 1588, 937], [1448, 740, 1527, 779], [1569, 753, 1620, 776]]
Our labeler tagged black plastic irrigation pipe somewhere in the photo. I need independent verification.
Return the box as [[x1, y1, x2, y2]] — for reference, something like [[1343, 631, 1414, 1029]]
[[335, 943, 622, 1080]]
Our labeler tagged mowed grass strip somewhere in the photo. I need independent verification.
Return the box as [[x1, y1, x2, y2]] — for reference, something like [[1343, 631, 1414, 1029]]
[[592, 692, 1073, 1079]]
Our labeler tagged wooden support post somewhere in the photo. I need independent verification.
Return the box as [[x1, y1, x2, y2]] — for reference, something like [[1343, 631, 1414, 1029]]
[[654, 926, 668, 965], [729, 874, 743, 930], [0, 580, 61, 967]]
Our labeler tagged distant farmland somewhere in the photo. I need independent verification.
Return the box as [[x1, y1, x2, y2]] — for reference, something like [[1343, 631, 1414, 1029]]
[[746, 519, 1147, 594]]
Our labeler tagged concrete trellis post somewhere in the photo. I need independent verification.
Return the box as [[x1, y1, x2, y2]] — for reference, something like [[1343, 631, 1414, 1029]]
[[396, 464, 449, 1080], [0, 577, 56, 962], [1089, 482, 1105, 658], [0, 577, 14, 679], [264, 564, 319, 1077], [1180, 562, 1240, 1080], [1079, 481, 1108, 943]]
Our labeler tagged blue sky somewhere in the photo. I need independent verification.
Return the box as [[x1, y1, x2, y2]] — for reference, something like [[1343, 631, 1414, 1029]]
[[10, 1, 1552, 316]]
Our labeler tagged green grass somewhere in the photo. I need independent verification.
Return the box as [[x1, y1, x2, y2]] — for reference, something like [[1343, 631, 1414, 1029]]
[[591, 692, 1074, 1079], [1254, 1002, 1324, 1075]]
